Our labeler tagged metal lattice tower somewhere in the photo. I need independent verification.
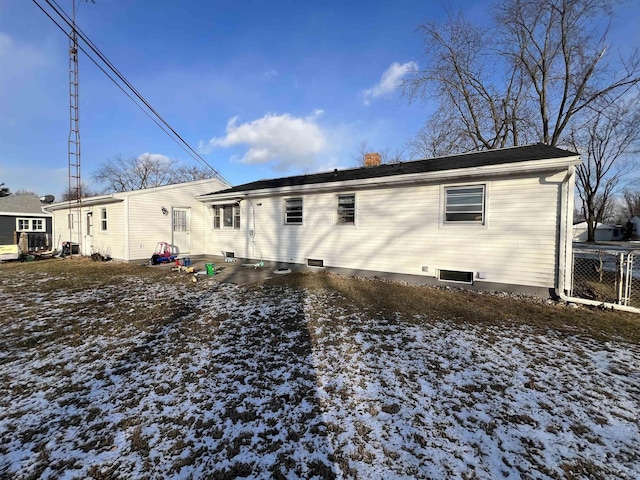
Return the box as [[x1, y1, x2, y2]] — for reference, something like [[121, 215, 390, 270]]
[[67, 0, 82, 254]]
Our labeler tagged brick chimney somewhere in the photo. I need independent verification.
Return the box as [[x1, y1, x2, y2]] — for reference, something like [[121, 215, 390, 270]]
[[363, 152, 381, 167]]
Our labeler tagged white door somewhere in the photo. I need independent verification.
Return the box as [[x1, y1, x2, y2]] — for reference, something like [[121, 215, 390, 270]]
[[172, 208, 190, 254], [83, 211, 93, 255]]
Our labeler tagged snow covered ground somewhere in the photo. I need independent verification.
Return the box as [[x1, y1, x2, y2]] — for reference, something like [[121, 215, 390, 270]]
[[1, 271, 639, 479]]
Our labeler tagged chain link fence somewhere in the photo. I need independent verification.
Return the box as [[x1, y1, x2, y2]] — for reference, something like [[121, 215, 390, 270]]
[[571, 247, 640, 308]]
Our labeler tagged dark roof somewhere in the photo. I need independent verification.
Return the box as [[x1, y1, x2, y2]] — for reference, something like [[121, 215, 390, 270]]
[[0, 194, 52, 215], [205, 143, 578, 196]]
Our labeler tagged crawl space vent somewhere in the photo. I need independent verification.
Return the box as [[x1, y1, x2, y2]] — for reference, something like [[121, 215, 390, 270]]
[[307, 258, 324, 267], [438, 270, 473, 284]]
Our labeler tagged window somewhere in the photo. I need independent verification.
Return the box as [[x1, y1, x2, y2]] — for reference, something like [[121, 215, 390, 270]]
[[173, 209, 187, 232], [213, 206, 221, 229], [444, 185, 485, 224], [100, 208, 108, 231], [337, 195, 355, 224], [17, 218, 29, 231], [16, 218, 45, 231], [223, 206, 233, 228], [67, 213, 74, 230], [213, 205, 239, 229], [285, 198, 303, 224]]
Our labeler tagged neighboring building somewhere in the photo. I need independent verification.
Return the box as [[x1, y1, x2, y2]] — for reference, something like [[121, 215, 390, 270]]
[[43, 178, 229, 261], [572, 222, 624, 242], [0, 194, 53, 251], [197, 143, 581, 296]]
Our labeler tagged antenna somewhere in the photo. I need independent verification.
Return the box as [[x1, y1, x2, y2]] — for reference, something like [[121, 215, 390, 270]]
[[67, 0, 83, 255]]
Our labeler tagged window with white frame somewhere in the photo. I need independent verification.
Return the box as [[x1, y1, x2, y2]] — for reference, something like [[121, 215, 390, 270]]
[[213, 206, 221, 229], [67, 213, 74, 230], [100, 208, 108, 231], [285, 198, 303, 224], [337, 194, 355, 224], [213, 205, 240, 229], [16, 218, 46, 231], [444, 185, 485, 224]]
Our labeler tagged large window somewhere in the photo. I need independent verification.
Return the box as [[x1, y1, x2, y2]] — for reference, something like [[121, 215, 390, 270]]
[[214, 205, 240, 229], [100, 208, 108, 231], [337, 194, 355, 224], [444, 185, 485, 224], [285, 198, 303, 224]]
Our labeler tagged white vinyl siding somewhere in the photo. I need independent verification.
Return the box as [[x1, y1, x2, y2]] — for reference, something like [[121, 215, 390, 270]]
[[202, 171, 566, 289]]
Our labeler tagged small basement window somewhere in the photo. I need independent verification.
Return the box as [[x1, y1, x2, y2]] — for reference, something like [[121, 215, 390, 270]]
[[438, 269, 474, 284], [307, 258, 324, 267]]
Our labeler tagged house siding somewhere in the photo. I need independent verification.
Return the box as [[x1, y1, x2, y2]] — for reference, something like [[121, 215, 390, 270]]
[[205, 171, 565, 289], [47, 179, 229, 261]]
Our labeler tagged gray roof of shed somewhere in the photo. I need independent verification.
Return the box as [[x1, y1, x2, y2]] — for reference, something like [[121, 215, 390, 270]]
[[0, 194, 52, 215], [204, 143, 578, 196]]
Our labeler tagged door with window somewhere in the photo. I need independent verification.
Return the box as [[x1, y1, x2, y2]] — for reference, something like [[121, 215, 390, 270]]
[[172, 208, 190, 254], [84, 211, 94, 255]]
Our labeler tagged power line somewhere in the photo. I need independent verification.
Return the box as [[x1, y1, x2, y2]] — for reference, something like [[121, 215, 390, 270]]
[[31, 0, 227, 183]]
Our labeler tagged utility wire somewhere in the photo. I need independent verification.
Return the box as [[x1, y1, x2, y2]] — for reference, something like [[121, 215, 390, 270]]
[[31, 0, 227, 183]]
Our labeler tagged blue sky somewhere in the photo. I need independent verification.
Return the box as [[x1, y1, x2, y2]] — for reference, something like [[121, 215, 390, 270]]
[[1, 1, 639, 198]]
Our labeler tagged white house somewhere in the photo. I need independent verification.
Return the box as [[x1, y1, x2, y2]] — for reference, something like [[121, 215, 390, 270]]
[[43, 178, 229, 261], [572, 222, 623, 242], [196, 144, 581, 296]]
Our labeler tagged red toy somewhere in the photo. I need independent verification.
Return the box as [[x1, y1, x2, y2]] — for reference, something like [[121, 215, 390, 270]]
[[150, 242, 177, 265]]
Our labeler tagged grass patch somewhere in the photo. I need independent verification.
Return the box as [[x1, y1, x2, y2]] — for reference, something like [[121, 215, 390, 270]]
[[265, 271, 640, 344]]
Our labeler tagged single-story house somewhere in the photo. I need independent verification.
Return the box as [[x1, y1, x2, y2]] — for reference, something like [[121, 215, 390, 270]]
[[43, 178, 229, 261], [0, 194, 53, 251], [572, 222, 624, 242], [196, 143, 581, 296]]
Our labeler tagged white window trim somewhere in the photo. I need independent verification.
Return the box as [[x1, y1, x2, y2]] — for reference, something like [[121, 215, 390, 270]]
[[284, 197, 303, 226], [213, 204, 240, 230], [100, 208, 108, 232], [336, 193, 356, 226], [16, 218, 46, 232], [440, 183, 488, 227]]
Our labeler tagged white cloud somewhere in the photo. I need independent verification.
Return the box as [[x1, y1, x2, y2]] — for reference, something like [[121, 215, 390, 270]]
[[199, 111, 326, 171], [138, 153, 172, 165], [263, 69, 278, 78], [362, 61, 418, 106]]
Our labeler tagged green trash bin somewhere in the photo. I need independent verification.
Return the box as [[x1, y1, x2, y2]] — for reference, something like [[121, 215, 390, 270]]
[[205, 263, 216, 276]]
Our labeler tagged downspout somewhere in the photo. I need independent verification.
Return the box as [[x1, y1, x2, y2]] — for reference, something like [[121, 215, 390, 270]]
[[555, 166, 640, 313]]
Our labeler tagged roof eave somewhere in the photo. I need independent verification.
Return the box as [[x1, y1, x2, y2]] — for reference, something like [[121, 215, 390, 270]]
[[198, 156, 580, 202]]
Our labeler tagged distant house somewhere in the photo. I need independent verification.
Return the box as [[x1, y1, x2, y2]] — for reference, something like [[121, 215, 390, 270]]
[[196, 143, 581, 296], [43, 178, 229, 261], [572, 222, 624, 242], [0, 194, 53, 251]]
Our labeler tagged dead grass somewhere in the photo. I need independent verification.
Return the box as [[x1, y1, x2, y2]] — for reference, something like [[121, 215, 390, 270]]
[[265, 271, 640, 345], [2, 259, 639, 345]]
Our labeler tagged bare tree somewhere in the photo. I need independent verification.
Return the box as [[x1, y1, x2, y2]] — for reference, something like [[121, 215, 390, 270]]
[[13, 189, 38, 196], [403, 0, 640, 151], [91, 155, 218, 193], [60, 183, 99, 201], [622, 189, 640, 218], [568, 100, 640, 242]]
